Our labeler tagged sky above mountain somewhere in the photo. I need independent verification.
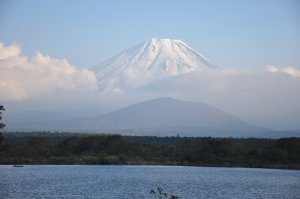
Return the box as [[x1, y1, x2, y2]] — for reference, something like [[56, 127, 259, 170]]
[[0, 1, 300, 131], [0, 0, 299, 69]]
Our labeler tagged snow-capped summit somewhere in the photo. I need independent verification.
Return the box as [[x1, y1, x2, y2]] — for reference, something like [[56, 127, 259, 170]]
[[94, 38, 215, 91]]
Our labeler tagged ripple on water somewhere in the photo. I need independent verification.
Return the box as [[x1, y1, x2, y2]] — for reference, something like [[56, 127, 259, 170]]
[[0, 165, 299, 199]]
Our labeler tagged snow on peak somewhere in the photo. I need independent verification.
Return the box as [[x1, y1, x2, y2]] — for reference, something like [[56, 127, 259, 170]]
[[94, 38, 215, 92]]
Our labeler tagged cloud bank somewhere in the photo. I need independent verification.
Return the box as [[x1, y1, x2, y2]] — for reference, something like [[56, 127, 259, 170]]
[[265, 65, 300, 77], [1, 42, 300, 130], [141, 67, 300, 130], [0, 43, 97, 101]]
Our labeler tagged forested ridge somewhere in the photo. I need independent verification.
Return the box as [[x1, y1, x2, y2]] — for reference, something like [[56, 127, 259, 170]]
[[0, 132, 299, 169]]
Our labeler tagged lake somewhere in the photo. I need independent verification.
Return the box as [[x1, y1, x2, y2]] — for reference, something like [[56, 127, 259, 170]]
[[0, 165, 299, 199]]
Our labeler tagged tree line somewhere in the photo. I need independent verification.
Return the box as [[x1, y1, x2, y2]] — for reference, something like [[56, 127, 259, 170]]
[[0, 132, 299, 169]]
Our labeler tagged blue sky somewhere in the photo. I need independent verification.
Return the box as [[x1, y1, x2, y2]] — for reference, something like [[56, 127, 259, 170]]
[[0, 0, 299, 69]]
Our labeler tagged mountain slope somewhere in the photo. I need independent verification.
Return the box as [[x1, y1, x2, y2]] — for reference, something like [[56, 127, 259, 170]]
[[64, 97, 267, 137], [94, 38, 215, 91]]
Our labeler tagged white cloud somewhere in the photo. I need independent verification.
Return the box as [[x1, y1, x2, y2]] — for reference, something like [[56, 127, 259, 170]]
[[141, 67, 300, 130], [265, 65, 300, 77], [1, 41, 299, 130], [0, 42, 97, 101], [0, 42, 21, 59]]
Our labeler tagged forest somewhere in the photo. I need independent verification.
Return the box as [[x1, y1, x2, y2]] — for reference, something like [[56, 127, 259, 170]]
[[0, 132, 299, 169]]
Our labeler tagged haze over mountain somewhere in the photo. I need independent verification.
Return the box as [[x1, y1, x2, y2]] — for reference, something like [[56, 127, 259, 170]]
[[1, 38, 300, 134], [62, 97, 270, 137], [94, 38, 215, 91]]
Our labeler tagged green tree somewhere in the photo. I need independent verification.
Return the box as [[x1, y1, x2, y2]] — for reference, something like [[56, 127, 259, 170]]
[[0, 105, 5, 145], [0, 105, 5, 129]]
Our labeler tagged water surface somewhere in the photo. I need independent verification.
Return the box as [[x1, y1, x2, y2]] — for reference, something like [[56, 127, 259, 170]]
[[0, 165, 299, 199]]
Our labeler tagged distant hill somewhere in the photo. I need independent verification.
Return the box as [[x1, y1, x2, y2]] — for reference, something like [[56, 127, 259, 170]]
[[63, 97, 269, 137]]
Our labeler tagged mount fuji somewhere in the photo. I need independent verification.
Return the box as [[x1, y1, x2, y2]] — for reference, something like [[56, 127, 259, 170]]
[[94, 38, 215, 91]]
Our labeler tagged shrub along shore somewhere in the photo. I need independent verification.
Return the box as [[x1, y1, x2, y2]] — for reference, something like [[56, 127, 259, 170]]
[[0, 132, 299, 169]]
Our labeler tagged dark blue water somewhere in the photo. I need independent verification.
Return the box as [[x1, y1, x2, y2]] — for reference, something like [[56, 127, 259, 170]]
[[0, 165, 299, 199]]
